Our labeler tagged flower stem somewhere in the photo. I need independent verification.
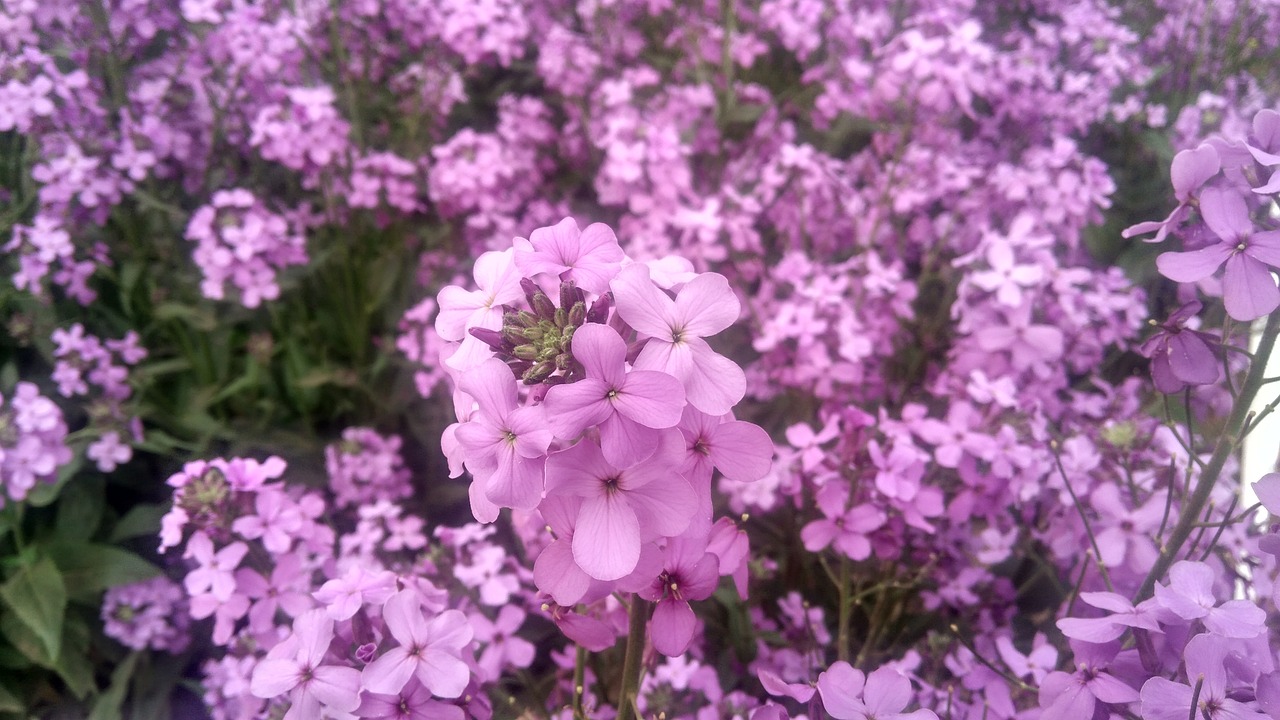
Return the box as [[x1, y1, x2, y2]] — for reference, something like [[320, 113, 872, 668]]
[[1134, 311, 1280, 602], [616, 595, 650, 720], [836, 555, 852, 664]]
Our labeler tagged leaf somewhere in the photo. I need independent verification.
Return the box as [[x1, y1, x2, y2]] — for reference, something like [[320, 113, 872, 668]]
[[0, 682, 21, 713], [87, 652, 139, 720], [54, 615, 93, 699], [55, 476, 104, 543], [109, 504, 169, 543], [46, 544, 160, 600], [0, 557, 65, 661], [152, 303, 217, 331]]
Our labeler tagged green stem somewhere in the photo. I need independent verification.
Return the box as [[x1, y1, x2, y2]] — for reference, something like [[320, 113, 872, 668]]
[[573, 645, 587, 720], [616, 596, 650, 720], [1134, 311, 1280, 602], [836, 555, 852, 664]]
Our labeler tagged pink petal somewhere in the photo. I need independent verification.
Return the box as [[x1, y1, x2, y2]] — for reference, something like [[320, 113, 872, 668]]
[[611, 264, 677, 339], [758, 669, 816, 703], [416, 649, 471, 699], [1077, 591, 1135, 614], [569, 323, 626, 386], [1254, 169, 1280, 195], [708, 421, 773, 482], [1245, 230, 1280, 266], [636, 338, 744, 416], [1166, 332, 1219, 385], [484, 447, 545, 510], [361, 647, 416, 695], [458, 358, 518, 419], [599, 413, 660, 468], [1155, 243, 1232, 282], [1088, 672, 1139, 704], [382, 591, 429, 648], [1223, 253, 1280, 321], [434, 286, 486, 341], [1139, 677, 1194, 720], [534, 541, 591, 605], [472, 249, 522, 302], [1056, 617, 1124, 643], [468, 477, 500, 524], [816, 662, 866, 720], [649, 598, 696, 657], [625, 472, 697, 538], [1200, 187, 1253, 240], [1253, 473, 1280, 515], [1171, 144, 1220, 201], [614, 370, 686, 428], [545, 441, 613, 497], [673, 272, 740, 337], [250, 658, 302, 698], [863, 667, 913, 715], [294, 610, 336, 666], [556, 613, 617, 651], [309, 665, 361, 713], [542, 378, 612, 439], [573, 494, 641, 581], [425, 610, 474, 652]]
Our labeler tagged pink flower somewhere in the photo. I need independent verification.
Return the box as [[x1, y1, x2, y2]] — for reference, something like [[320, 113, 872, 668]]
[[436, 249, 523, 371], [542, 323, 686, 467], [610, 264, 745, 415], [1156, 187, 1280, 320], [250, 610, 361, 719], [362, 591, 473, 698], [455, 358, 552, 510], [514, 217, 624, 294], [817, 663, 937, 720], [544, 434, 696, 581], [183, 532, 247, 602], [640, 537, 719, 656]]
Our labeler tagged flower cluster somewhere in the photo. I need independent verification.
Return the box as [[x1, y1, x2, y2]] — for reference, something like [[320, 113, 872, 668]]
[[0, 381, 72, 504], [184, 189, 309, 309], [437, 217, 772, 669], [50, 324, 146, 472]]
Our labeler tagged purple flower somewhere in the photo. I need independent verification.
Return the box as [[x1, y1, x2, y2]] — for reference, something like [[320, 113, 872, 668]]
[[1156, 187, 1280, 320], [361, 591, 473, 699], [250, 610, 361, 719], [455, 358, 552, 510], [544, 434, 696, 582], [542, 323, 686, 467], [514, 217, 624, 294], [1139, 634, 1269, 720], [816, 663, 938, 720], [610, 264, 746, 415], [1154, 561, 1267, 638], [1139, 301, 1221, 393]]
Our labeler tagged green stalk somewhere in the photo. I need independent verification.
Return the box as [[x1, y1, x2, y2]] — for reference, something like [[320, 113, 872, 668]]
[[1134, 311, 1280, 602], [836, 555, 852, 664], [616, 596, 650, 720]]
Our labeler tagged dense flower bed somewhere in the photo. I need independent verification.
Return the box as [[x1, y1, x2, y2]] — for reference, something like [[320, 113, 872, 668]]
[[1, 0, 1279, 718]]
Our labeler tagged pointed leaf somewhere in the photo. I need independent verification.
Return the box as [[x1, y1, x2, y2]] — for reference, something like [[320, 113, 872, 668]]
[[0, 557, 66, 661]]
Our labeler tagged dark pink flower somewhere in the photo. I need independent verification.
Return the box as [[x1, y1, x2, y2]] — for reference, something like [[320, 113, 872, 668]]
[[362, 590, 473, 698], [514, 217, 624, 294]]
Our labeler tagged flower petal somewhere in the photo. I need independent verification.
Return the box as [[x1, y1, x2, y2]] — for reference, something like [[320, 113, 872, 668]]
[[1223, 253, 1280, 321], [573, 494, 641, 581], [673, 272, 740, 337]]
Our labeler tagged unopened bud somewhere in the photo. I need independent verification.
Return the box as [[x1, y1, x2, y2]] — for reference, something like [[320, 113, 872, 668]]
[[568, 301, 587, 327], [587, 292, 612, 323]]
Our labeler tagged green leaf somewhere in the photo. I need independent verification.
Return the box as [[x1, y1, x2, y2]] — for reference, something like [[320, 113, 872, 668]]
[[54, 615, 93, 699], [87, 652, 139, 720], [46, 544, 160, 600], [0, 682, 21, 713], [55, 476, 104, 543], [109, 504, 168, 543], [0, 557, 65, 661]]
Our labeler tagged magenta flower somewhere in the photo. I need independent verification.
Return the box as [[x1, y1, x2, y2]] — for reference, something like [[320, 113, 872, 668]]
[[362, 590, 473, 698], [1156, 187, 1280, 320], [470, 605, 535, 680], [544, 434, 696, 581], [1153, 560, 1266, 638], [455, 358, 553, 510], [817, 663, 938, 720], [356, 678, 465, 720], [514, 217, 624, 294], [801, 483, 886, 561], [542, 323, 686, 467], [1139, 301, 1220, 394], [610, 264, 745, 415], [532, 496, 594, 605], [1140, 634, 1268, 720], [677, 407, 774, 483], [250, 609, 361, 719], [1037, 641, 1138, 720], [1123, 143, 1220, 243], [639, 537, 719, 656], [183, 532, 247, 602], [436, 249, 523, 371]]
